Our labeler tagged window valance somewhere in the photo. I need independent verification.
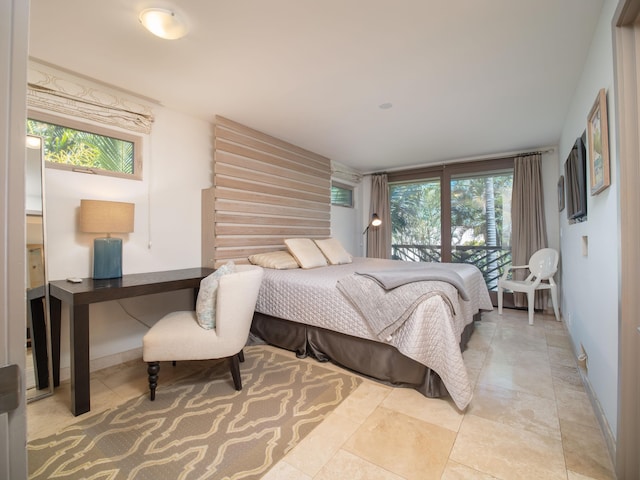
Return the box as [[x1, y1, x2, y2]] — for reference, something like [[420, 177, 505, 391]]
[[331, 161, 363, 184], [27, 63, 154, 134]]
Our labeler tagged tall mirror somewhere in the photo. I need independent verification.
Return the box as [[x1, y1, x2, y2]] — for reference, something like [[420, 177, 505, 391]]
[[26, 134, 53, 402]]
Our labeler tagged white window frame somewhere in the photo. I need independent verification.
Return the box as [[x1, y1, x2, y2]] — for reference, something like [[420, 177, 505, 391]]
[[28, 109, 144, 181], [331, 181, 354, 208]]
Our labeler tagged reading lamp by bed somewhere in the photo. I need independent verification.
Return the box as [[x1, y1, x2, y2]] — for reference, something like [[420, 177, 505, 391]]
[[80, 199, 134, 279], [362, 213, 382, 235], [362, 213, 382, 257]]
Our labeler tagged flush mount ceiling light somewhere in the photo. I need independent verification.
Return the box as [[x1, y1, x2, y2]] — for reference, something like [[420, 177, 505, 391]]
[[139, 8, 188, 40]]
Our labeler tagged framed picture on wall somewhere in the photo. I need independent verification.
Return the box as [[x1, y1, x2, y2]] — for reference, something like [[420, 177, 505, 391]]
[[557, 175, 565, 212], [587, 88, 611, 195]]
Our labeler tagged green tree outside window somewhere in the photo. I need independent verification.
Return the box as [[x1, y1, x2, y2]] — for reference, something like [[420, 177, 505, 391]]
[[27, 119, 134, 175]]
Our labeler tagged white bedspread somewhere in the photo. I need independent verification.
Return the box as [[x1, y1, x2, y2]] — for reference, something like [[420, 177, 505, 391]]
[[255, 257, 493, 409]]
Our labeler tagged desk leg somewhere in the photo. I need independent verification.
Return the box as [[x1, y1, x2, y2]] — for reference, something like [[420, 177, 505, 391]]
[[70, 304, 90, 416], [28, 297, 49, 389], [49, 296, 61, 387]]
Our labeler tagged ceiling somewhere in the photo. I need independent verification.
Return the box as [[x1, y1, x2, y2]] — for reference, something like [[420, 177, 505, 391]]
[[28, 0, 604, 173]]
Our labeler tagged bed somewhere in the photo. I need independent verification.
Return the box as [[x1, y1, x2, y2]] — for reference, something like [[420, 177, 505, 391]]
[[249, 256, 493, 410]]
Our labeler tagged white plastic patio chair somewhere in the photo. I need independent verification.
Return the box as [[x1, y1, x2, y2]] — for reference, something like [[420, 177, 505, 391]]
[[497, 248, 560, 325]]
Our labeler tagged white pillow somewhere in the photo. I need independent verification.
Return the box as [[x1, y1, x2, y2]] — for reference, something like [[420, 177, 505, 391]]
[[314, 238, 352, 265], [284, 238, 328, 269], [195, 260, 236, 329], [248, 251, 300, 269]]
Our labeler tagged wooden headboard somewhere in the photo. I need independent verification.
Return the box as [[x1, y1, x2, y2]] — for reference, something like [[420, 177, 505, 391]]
[[202, 116, 331, 267]]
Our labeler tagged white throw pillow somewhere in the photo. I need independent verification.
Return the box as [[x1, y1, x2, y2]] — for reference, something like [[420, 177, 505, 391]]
[[248, 251, 300, 269], [314, 238, 352, 265], [284, 238, 328, 269], [195, 260, 236, 329]]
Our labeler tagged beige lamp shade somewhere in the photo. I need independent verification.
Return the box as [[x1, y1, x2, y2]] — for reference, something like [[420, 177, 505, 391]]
[[80, 200, 135, 234]]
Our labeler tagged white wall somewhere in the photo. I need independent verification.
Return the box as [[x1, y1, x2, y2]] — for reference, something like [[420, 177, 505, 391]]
[[558, 0, 619, 439], [330, 177, 365, 256], [44, 105, 214, 376], [331, 204, 360, 256]]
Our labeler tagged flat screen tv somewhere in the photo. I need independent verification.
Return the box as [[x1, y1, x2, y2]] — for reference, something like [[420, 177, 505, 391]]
[[564, 133, 587, 221]]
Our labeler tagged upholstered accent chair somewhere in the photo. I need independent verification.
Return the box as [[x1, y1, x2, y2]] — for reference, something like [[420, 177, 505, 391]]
[[142, 264, 264, 400]]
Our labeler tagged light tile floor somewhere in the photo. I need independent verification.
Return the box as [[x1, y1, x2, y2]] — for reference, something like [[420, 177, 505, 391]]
[[28, 309, 616, 479]]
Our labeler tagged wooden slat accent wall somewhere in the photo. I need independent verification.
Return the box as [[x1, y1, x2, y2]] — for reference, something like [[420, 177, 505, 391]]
[[202, 116, 331, 267]]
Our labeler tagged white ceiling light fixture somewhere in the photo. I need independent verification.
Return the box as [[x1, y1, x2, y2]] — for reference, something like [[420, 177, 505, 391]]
[[139, 8, 188, 40]]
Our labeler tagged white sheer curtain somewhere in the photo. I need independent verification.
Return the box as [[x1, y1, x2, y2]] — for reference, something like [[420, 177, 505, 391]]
[[367, 174, 391, 258], [511, 154, 548, 309]]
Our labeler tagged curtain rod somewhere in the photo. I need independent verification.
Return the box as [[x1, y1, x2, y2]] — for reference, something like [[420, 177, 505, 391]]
[[367, 147, 556, 176], [476, 148, 555, 163]]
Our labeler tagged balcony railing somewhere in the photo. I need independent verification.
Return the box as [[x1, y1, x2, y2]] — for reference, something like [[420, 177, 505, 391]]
[[391, 244, 512, 291]]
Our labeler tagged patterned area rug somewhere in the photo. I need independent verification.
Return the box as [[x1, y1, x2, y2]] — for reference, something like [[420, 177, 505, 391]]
[[28, 347, 362, 479]]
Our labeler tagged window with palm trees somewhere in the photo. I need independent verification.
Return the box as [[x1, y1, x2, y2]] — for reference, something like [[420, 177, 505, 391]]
[[389, 161, 513, 293], [27, 114, 142, 180]]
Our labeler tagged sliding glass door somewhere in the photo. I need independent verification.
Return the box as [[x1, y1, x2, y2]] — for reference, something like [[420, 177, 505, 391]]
[[390, 178, 441, 261], [389, 158, 513, 295], [450, 172, 512, 291]]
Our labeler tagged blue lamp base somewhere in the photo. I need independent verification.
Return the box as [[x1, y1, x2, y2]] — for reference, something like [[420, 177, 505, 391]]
[[93, 237, 123, 279]]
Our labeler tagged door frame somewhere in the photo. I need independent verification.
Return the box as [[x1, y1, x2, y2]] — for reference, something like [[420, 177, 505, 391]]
[[0, 1, 29, 479], [612, 0, 640, 477]]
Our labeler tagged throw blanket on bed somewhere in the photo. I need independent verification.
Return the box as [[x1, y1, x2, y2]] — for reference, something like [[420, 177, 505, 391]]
[[337, 274, 458, 342], [337, 272, 474, 408], [355, 265, 470, 300]]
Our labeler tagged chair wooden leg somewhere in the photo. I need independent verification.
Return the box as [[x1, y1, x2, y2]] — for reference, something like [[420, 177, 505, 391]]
[[497, 286, 504, 314], [229, 354, 242, 391], [238, 349, 245, 363], [147, 361, 160, 401]]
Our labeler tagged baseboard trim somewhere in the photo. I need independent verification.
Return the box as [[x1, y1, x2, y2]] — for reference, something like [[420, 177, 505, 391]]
[[57, 347, 143, 383], [577, 356, 617, 470]]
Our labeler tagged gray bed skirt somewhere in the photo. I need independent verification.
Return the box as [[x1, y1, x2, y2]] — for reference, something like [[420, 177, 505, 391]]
[[250, 311, 479, 399]]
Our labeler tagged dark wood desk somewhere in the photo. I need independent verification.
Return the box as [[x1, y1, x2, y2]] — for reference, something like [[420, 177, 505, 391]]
[[49, 267, 214, 416], [27, 285, 49, 389]]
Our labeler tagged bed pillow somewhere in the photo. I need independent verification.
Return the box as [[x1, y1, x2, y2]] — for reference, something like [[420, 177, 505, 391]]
[[195, 260, 235, 329], [284, 238, 328, 269], [248, 251, 300, 269], [314, 238, 353, 265]]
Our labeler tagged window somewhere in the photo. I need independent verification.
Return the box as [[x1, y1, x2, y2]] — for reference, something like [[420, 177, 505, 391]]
[[26, 111, 143, 180], [389, 158, 514, 294], [331, 182, 354, 207], [449, 170, 513, 290], [390, 178, 441, 261]]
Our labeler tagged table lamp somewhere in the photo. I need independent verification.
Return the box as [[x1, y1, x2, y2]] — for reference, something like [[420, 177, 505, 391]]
[[80, 199, 134, 279]]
